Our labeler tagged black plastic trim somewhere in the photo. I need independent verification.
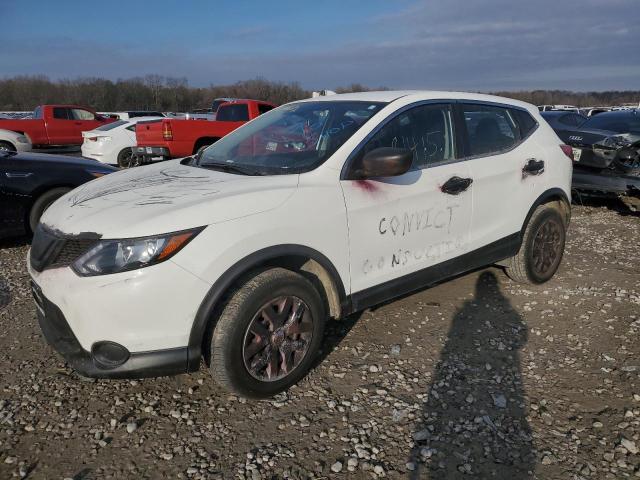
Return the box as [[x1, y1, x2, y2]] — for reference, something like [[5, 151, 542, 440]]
[[186, 244, 348, 371], [347, 232, 521, 313]]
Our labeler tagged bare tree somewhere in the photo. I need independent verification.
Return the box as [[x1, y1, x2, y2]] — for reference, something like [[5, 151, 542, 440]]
[[0, 75, 637, 112]]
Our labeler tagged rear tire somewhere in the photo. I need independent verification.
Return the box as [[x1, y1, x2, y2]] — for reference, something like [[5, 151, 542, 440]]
[[505, 204, 566, 284], [117, 148, 134, 168], [210, 268, 326, 399], [29, 187, 71, 233]]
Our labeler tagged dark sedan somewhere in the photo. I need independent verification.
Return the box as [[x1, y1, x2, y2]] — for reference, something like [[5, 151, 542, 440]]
[[0, 151, 116, 238], [540, 111, 587, 135], [542, 110, 640, 199]]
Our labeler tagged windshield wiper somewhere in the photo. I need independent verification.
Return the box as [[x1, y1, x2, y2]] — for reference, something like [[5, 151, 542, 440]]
[[200, 163, 265, 176], [0, 150, 18, 158]]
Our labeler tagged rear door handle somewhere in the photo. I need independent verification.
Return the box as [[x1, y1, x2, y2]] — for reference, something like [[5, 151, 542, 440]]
[[523, 158, 545, 177], [441, 176, 473, 195], [5, 172, 33, 178]]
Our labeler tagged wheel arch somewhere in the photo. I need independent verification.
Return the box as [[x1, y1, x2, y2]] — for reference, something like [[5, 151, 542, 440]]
[[25, 184, 75, 232], [0, 139, 17, 151], [520, 188, 571, 240], [192, 137, 221, 154], [187, 244, 348, 370]]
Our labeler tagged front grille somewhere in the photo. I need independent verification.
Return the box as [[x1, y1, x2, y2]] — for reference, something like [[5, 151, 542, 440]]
[[30, 225, 99, 272], [49, 239, 98, 269]]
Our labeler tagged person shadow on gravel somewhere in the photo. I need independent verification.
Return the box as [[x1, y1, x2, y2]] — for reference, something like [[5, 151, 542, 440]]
[[408, 271, 535, 479]]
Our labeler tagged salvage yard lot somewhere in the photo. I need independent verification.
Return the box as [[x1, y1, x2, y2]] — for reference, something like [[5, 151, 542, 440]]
[[0, 204, 638, 479]]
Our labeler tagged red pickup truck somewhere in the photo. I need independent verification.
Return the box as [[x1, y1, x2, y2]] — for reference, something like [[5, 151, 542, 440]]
[[0, 105, 114, 147], [133, 99, 276, 164]]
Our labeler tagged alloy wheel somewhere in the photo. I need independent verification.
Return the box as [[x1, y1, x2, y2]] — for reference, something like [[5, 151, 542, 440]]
[[531, 218, 563, 277], [242, 296, 314, 382]]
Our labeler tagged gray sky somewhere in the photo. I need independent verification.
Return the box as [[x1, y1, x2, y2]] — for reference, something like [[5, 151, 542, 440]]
[[1, 0, 638, 91]]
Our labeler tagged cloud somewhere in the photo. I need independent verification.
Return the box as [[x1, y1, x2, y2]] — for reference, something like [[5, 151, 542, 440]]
[[1, 0, 638, 91]]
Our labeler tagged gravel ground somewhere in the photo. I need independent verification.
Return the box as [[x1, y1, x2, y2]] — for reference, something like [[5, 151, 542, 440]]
[[0, 203, 638, 479]]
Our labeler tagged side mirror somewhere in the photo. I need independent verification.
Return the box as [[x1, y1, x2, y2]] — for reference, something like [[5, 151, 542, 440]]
[[348, 147, 413, 180]]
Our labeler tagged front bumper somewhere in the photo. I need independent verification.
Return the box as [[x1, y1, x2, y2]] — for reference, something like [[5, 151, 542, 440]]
[[28, 238, 213, 378], [31, 280, 192, 378]]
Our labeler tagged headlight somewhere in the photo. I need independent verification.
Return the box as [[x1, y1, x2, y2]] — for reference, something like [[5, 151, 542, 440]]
[[72, 227, 203, 276], [16, 135, 29, 144]]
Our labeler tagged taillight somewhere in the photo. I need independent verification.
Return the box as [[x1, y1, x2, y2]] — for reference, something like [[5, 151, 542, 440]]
[[87, 137, 98, 142], [560, 144, 574, 161], [162, 121, 173, 141]]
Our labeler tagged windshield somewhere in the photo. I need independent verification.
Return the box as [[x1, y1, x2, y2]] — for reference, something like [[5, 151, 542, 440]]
[[198, 101, 386, 175], [581, 112, 640, 134]]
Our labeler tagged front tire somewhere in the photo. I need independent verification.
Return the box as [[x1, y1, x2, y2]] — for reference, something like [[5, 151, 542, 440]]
[[209, 268, 326, 399], [29, 187, 71, 233], [505, 204, 566, 284], [0, 141, 16, 152]]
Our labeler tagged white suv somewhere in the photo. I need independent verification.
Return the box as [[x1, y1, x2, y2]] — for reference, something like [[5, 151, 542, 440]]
[[28, 91, 572, 398]]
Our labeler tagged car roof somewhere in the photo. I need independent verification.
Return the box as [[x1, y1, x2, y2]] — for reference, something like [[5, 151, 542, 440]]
[[584, 109, 639, 120], [221, 99, 275, 106], [540, 111, 581, 117], [295, 90, 536, 110]]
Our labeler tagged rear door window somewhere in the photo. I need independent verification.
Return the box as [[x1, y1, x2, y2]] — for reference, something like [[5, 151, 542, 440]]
[[216, 104, 250, 122], [461, 104, 518, 156], [72, 109, 96, 121], [53, 107, 71, 120]]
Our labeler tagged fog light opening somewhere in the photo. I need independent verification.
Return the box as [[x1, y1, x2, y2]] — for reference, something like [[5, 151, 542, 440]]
[[91, 341, 130, 368]]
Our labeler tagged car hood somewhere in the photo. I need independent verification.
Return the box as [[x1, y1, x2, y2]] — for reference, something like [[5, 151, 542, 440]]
[[41, 159, 298, 238], [10, 152, 117, 169]]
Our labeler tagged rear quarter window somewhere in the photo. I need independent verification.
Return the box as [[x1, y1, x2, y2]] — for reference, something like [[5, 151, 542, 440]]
[[96, 120, 128, 131], [510, 109, 538, 138], [216, 104, 250, 122]]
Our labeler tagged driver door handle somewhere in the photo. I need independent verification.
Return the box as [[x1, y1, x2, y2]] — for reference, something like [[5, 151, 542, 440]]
[[441, 176, 473, 195], [523, 158, 545, 177]]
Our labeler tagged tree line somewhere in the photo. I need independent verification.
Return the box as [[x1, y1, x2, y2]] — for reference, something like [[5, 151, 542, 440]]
[[0, 75, 637, 112]]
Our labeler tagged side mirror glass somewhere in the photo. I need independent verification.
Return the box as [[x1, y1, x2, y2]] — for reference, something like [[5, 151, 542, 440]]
[[347, 147, 413, 180]]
